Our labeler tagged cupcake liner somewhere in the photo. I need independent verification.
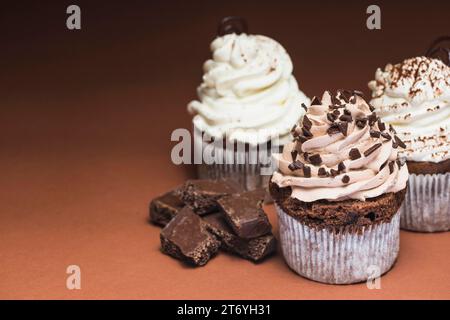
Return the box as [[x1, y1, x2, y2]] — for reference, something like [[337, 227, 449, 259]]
[[399, 173, 450, 232], [275, 204, 400, 284], [196, 140, 282, 192]]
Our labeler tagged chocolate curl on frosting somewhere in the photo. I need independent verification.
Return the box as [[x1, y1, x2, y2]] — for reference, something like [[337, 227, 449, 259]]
[[425, 36, 450, 66], [217, 16, 249, 36]]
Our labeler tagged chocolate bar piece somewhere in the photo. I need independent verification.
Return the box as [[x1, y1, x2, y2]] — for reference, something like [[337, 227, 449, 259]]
[[160, 207, 220, 266], [203, 212, 276, 262], [217, 190, 272, 239], [177, 179, 241, 215], [149, 190, 185, 227]]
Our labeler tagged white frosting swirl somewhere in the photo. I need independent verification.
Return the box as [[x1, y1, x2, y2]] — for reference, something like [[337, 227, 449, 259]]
[[369, 57, 450, 162], [188, 33, 309, 145]]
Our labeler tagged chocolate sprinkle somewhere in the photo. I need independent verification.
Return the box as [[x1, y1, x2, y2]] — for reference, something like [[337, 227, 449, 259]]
[[380, 132, 392, 140], [377, 119, 386, 131], [369, 130, 381, 138], [342, 175, 350, 183], [394, 135, 407, 149], [309, 154, 322, 166], [303, 166, 311, 178], [363, 143, 382, 157], [301, 103, 308, 111], [368, 113, 378, 126], [388, 161, 395, 174], [380, 161, 388, 171], [389, 124, 397, 134], [327, 123, 340, 135], [349, 148, 361, 160]]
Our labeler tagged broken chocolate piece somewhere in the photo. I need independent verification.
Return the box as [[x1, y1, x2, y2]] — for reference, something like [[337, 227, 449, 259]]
[[203, 212, 276, 262], [302, 127, 313, 138], [318, 167, 327, 177], [178, 179, 241, 215], [160, 207, 220, 266], [288, 160, 304, 171], [349, 148, 361, 160], [327, 123, 341, 135], [217, 190, 272, 239], [291, 150, 298, 162], [309, 154, 322, 165], [150, 190, 185, 227], [302, 115, 312, 130], [338, 161, 346, 172], [342, 175, 350, 183], [338, 121, 348, 136], [356, 118, 367, 128], [327, 112, 337, 122], [330, 169, 339, 177], [303, 165, 311, 177], [364, 143, 382, 157]]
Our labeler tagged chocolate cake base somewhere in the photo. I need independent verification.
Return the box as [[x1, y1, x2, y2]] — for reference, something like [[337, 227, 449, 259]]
[[269, 180, 406, 233], [406, 159, 450, 175]]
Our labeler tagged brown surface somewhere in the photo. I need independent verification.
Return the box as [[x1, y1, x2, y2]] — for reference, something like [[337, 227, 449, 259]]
[[407, 159, 450, 175], [1, 1, 450, 299], [269, 181, 406, 231]]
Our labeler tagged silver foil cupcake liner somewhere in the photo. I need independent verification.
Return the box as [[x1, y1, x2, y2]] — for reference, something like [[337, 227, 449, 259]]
[[196, 141, 282, 192], [275, 204, 400, 284], [399, 173, 450, 232]]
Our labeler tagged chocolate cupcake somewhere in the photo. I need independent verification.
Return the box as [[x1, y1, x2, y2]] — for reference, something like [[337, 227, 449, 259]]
[[369, 55, 450, 232], [270, 90, 408, 284], [187, 17, 309, 191]]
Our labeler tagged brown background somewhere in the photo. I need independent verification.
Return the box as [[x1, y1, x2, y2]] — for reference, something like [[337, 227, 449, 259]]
[[1, 0, 449, 299]]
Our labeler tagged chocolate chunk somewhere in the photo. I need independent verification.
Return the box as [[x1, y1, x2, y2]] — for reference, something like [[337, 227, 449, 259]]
[[217, 190, 272, 239], [388, 161, 395, 174], [150, 190, 185, 227], [394, 135, 407, 149], [311, 96, 321, 105], [288, 160, 304, 171], [338, 161, 346, 172], [356, 118, 367, 128], [301, 103, 308, 111], [303, 165, 311, 177], [291, 150, 298, 162], [178, 179, 242, 215], [309, 154, 322, 165], [342, 175, 350, 183], [217, 16, 248, 36], [203, 212, 276, 262], [327, 123, 341, 135], [377, 119, 386, 131], [298, 135, 310, 143], [349, 148, 361, 160], [369, 129, 381, 138], [380, 132, 392, 140], [160, 207, 220, 266], [363, 143, 382, 157], [302, 127, 313, 138], [330, 169, 339, 177], [339, 114, 353, 122], [338, 121, 348, 136], [327, 112, 337, 122], [318, 167, 327, 177], [302, 115, 312, 130]]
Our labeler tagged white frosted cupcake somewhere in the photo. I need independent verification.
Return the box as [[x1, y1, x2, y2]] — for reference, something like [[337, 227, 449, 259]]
[[187, 25, 309, 191], [369, 56, 450, 232]]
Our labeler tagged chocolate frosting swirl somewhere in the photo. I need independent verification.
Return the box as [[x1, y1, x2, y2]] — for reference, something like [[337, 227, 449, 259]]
[[272, 90, 409, 202]]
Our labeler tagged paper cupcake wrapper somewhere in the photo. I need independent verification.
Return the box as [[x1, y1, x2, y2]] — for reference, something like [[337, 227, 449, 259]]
[[196, 142, 282, 192], [399, 173, 450, 232], [275, 204, 400, 284]]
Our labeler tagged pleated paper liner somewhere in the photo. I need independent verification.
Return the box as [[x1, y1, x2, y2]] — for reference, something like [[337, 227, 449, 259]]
[[276, 204, 400, 284], [400, 173, 450, 232]]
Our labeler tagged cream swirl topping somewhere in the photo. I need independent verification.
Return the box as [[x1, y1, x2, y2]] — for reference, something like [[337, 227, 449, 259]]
[[272, 90, 409, 202], [188, 33, 309, 145], [369, 57, 450, 162]]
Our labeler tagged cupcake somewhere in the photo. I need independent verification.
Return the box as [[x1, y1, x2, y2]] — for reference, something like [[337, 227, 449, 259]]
[[369, 56, 450, 232], [187, 17, 309, 191], [269, 90, 409, 284]]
